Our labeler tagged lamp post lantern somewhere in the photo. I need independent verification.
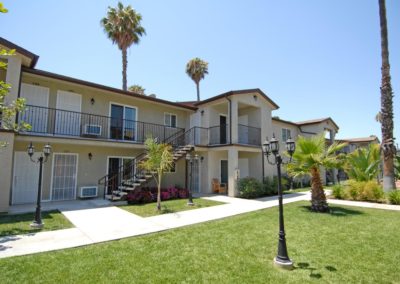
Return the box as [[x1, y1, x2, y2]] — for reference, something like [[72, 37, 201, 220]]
[[262, 134, 295, 270], [186, 152, 199, 206], [27, 142, 52, 228]]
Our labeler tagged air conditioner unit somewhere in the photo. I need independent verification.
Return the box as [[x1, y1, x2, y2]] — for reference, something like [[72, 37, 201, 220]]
[[79, 186, 98, 198], [84, 124, 102, 136]]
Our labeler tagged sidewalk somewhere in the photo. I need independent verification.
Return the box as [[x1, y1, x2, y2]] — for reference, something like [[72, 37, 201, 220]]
[[0, 193, 308, 259], [1, 192, 399, 259]]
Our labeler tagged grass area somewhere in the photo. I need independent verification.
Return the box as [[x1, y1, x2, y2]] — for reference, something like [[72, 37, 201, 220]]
[[119, 198, 224, 217], [0, 210, 73, 237], [1, 202, 399, 283]]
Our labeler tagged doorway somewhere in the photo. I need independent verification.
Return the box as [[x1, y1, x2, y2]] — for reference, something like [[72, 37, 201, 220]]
[[220, 160, 228, 187], [220, 115, 227, 144]]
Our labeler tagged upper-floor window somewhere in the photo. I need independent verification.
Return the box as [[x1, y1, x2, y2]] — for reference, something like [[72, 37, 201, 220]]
[[164, 113, 177, 128], [282, 128, 291, 142]]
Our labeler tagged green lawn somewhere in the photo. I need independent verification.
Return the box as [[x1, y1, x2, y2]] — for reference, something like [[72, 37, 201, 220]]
[[119, 198, 224, 217], [1, 202, 399, 283], [0, 210, 73, 237]]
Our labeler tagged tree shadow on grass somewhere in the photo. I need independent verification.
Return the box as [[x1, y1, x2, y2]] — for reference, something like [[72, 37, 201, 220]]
[[0, 211, 58, 237], [295, 263, 338, 279], [295, 262, 322, 279], [300, 206, 364, 217]]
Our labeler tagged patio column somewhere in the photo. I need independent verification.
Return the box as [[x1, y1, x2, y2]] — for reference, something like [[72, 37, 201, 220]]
[[0, 131, 15, 212], [229, 99, 238, 144], [330, 130, 338, 184], [228, 148, 239, 197]]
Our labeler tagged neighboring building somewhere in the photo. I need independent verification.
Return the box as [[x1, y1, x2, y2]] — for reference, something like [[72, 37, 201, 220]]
[[0, 37, 362, 212], [336, 136, 380, 154]]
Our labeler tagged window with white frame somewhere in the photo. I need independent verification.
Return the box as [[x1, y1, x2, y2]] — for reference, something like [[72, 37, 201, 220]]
[[164, 113, 177, 128], [282, 128, 291, 142]]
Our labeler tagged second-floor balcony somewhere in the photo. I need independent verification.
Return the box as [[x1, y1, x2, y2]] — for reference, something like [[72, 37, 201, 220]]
[[18, 105, 262, 147], [19, 105, 185, 143]]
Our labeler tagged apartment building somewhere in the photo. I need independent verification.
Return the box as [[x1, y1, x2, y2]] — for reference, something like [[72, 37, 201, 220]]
[[0, 37, 341, 212]]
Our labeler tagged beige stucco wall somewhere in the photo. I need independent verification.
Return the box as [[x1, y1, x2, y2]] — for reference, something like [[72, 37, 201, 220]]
[[0, 132, 15, 212], [11, 140, 186, 202]]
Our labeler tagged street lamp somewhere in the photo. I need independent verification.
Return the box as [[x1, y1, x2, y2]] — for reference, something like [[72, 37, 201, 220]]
[[262, 134, 295, 270], [186, 152, 199, 206], [27, 142, 52, 228]]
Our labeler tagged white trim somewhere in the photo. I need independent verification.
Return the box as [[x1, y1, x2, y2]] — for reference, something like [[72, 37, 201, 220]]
[[105, 155, 136, 176], [164, 112, 178, 128], [50, 153, 79, 201]]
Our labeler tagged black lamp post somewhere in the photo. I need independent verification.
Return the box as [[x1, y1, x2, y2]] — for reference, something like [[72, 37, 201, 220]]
[[27, 142, 52, 228], [262, 134, 295, 270], [186, 152, 198, 206]]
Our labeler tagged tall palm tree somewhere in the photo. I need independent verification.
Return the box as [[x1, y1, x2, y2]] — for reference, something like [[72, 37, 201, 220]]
[[101, 2, 145, 91], [287, 135, 347, 212], [186, 58, 208, 101], [378, 0, 396, 191]]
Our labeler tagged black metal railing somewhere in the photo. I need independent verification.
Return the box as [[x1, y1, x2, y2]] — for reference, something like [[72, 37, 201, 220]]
[[21, 105, 184, 143], [238, 124, 261, 146]]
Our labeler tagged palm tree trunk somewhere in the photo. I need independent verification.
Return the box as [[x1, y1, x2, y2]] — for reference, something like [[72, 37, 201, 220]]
[[379, 0, 396, 192], [310, 167, 329, 212], [122, 48, 128, 91], [196, 82, 200, 101]]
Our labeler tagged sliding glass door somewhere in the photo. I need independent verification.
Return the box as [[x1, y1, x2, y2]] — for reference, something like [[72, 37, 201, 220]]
[[110, 104, 136, 141]]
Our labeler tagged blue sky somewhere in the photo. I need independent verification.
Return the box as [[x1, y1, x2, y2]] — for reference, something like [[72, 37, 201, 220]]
[[1, 0, 399, 140]]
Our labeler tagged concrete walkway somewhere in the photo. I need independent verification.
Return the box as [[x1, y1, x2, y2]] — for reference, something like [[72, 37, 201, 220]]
[[1, 193, 399, 259], [0, 193, 308, 259]]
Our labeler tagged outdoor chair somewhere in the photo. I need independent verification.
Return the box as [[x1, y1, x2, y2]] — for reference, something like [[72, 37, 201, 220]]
[[212, 178, 227, 194]]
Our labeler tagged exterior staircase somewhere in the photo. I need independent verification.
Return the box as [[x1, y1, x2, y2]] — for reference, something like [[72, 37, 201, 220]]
[[98, 128, 196, 201]]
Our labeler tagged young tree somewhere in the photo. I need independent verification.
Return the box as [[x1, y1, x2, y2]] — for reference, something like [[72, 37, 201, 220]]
[[101, 2, 146, 91], [287, 135, 347, 212], [0, 4, 30, 147], [378, 0, 396, 191], [128, 84, 145, 95], [186, 58, 208, 101], [139, 138, 173, 211], [344, 144, 381, 182]]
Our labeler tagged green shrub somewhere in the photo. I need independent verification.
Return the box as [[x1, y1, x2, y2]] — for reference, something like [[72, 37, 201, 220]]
[[262, 176, 278, 196], [346, 180, 362, 200], [388, 190, 400, 205], [332, 184, 345, 199], [238, 177, 262, 199], [344, 180, 384, 202], [361, 181, 384, 201]]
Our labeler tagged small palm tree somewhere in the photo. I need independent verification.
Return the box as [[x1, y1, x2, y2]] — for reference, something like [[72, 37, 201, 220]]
[[378, 0, 396, 191], [101, 2, 146, 91], [186, 58, 208, 101], [139, 138, 173, 211], [129, 84, 145, 95], [287, 135, 347, 212], [344, 144, 381, 182]]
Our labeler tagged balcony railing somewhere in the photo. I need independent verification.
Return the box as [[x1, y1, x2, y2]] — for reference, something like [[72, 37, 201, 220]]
[[238, 124, 261, 146], [164, 124, 261, 147], [19, 105, 185, 143]]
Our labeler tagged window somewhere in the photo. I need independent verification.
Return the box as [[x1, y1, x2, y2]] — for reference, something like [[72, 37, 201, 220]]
[[164, 113, 177, 128], [282, 128, 291, 142]]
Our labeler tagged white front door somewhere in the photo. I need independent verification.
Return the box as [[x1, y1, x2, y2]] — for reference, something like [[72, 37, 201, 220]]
[[51, 153, 78, 201], [20, 83, 49, 133], [55, 91, 82, 136], [12, 152, 40, 204]]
